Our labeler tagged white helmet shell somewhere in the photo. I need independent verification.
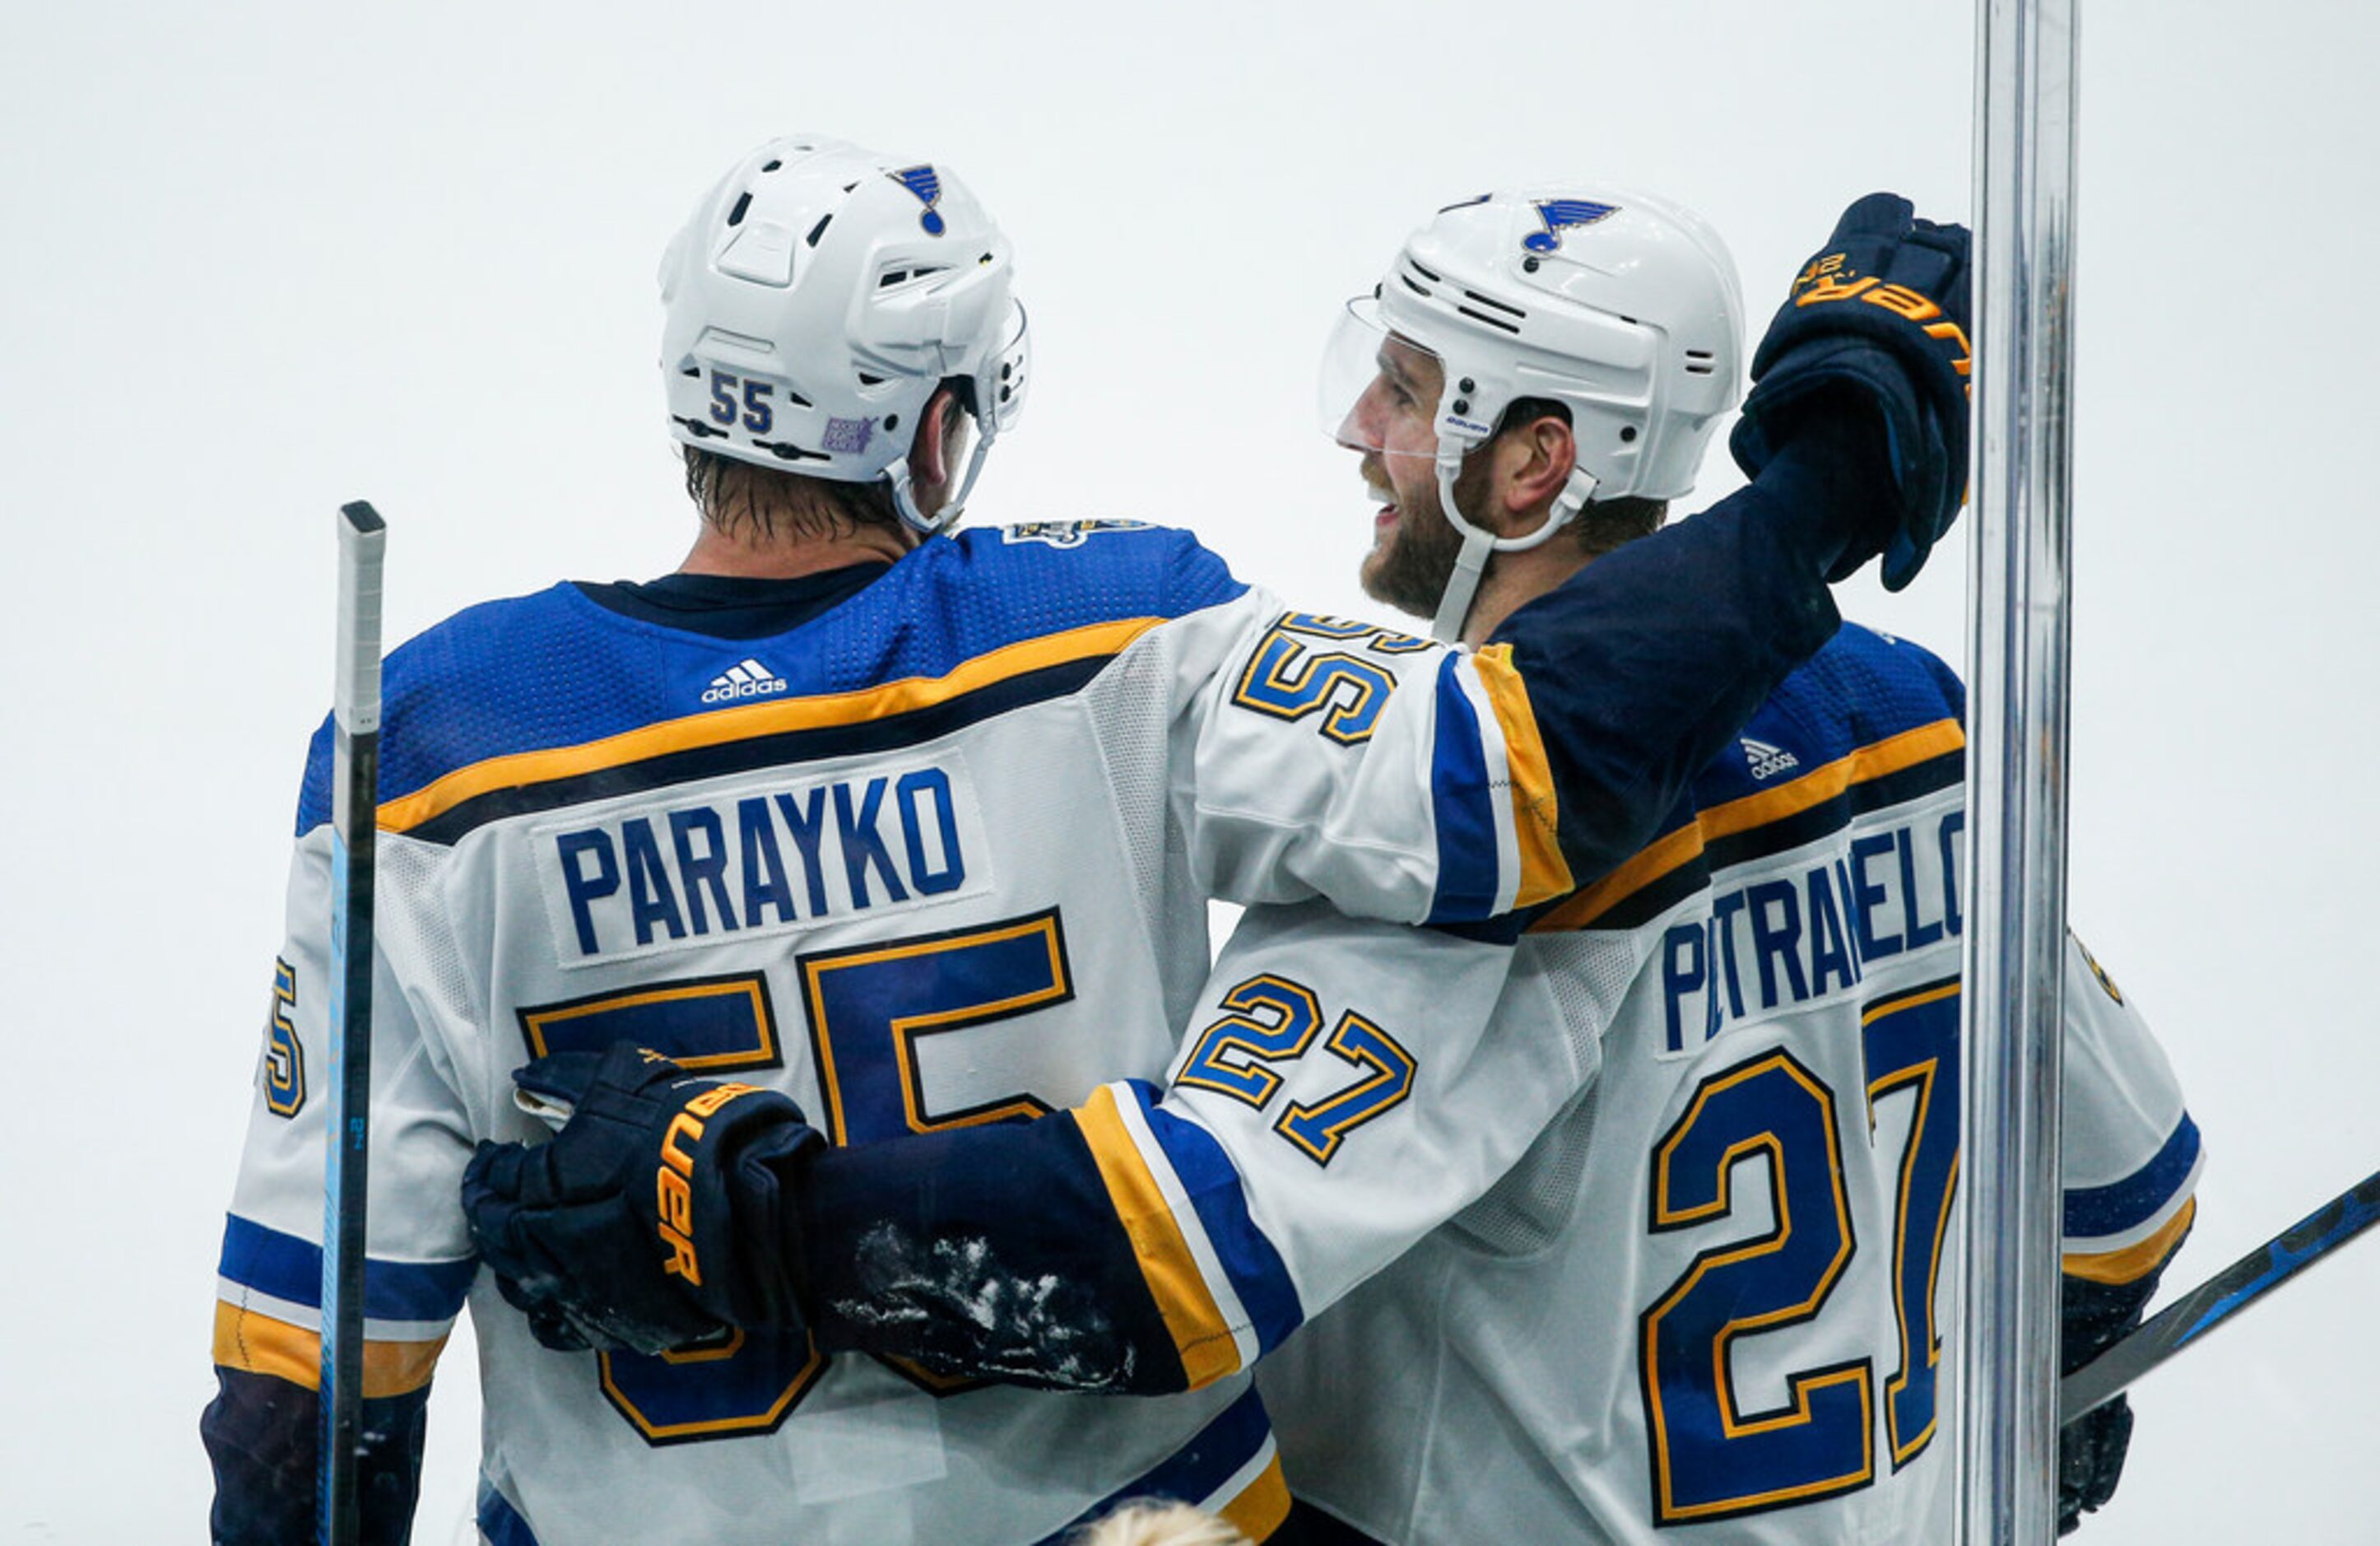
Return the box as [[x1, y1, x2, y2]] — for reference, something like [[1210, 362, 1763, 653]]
[[1322, 185, 1744, 639], [658, 136, 1030, 531], [1374, 186, 1743, 503]]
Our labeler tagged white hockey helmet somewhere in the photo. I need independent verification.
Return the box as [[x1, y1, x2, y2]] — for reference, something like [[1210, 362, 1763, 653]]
[[1320, 186, 1744, 639], [659, 135, 1030, 533]]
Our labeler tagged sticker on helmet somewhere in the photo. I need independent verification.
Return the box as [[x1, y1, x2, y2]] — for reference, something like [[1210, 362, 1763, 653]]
[[1523, 198, 1620, 254], [823, 417, 876, 454], [890, 165, 946, 236]]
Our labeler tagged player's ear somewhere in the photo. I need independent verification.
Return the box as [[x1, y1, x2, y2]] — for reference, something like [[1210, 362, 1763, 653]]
[[1493, 412, 1578, 530], [908, 384, 969, 496]]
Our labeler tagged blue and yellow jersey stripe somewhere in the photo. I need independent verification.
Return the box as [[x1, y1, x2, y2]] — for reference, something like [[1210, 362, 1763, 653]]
[[1426, 650, 1576, 924], [1071, 1082, 1303, 1389], [1425, 655, 1503, 924], [295, 525, 1246, 843], [2064, 1115, 2204, 1283], [376, 616, 1168, 841], [1521, 623, 1971, 935], [2066, 1198, 2197, 1286], [212, 1302, 446, 1399], [1532, 717, 1965, 934], [214, 1215, 472, 1398], [1471, 642, 1571, 908], [1048, 1386, 1292, 1544]]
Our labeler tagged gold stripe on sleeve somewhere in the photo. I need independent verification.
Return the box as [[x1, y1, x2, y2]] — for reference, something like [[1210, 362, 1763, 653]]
[[1219, 1454, 1295, 1541], [2065, 1196, 2198, 1286], [1071, 1086, 1242, 1390], [1469, 644, 1573, 907], [212, 1301, 449, 1397]]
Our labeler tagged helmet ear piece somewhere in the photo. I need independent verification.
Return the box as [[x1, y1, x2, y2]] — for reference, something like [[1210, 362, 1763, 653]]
[[658, 137, 1027, 532]]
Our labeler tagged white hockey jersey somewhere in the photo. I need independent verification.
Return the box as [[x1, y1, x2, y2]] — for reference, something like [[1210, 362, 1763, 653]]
[[1255, 624, 2202, 1544], [207, 515, 1836, 1545]]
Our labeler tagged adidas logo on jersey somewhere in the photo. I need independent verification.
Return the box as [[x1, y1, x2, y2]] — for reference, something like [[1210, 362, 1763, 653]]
[[701, 659, 787, 705], [1741, 737, 1800, 781]]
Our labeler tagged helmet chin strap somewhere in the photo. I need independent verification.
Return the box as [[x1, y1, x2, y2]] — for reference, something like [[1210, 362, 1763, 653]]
[[1425, 447, 1600, 645], [888, 419, 1000, 535]]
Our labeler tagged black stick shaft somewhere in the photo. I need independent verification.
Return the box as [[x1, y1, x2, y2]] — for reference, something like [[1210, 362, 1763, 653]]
[[320, 501, 386, 1546], [2061, 1168, 2380, 1423]]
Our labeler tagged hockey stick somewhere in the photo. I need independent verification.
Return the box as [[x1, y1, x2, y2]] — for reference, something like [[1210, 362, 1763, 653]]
[[318, 501, 386, 1546], [2061, 1167, 2380, 1423]]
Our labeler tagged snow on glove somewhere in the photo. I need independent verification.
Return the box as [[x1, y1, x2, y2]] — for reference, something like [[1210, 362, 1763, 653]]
[[462, 1042, 825, 1356], [1729, 192, 1973, 591]]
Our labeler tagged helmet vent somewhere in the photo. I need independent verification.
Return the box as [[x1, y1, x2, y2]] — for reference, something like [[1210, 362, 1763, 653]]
[[1406, 258, 1443, 284], [1400, 274, 1431, 298], [1684, 349, 1717, 376], [727, 192, 753, 227], [755, 440, 830, 463], [877, 264, 949, 289], [807, 214, 833, 247], [1462, 288, 1525, 320], [761, 159, 783, 173], [1454, 304, 1522, 337], [857, 371, 886, 386]]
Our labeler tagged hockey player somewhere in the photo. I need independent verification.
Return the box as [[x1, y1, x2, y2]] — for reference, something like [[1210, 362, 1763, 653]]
[[449, 183, 1980, 1543], [1248, 190, 2201, 1542], [205, 136, 1953, 1545], [465, 187, 2190, 1542]]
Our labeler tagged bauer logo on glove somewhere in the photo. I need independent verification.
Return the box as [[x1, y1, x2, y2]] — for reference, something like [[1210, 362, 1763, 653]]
[[463, 1041, 825, 1355], [1790, 252, 1973, 386], [655, 1080, 767, 1285]]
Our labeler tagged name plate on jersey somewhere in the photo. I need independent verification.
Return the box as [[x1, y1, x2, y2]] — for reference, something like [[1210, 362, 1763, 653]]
[[1656, 800, 1964, 1056], [533, 756, 993, 967]]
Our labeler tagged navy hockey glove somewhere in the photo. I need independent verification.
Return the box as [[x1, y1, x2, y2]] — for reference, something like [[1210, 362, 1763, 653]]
[[2059, 1396, 2133, 1535], [461, 1042, 825, 1356], [2057, 1268, 2166, 1534], [1729, 193, 1972, 591]]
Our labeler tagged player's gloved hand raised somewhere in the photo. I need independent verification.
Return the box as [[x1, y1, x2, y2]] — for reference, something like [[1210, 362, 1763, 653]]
[[461, 1042, 825, 1356], [1729, 192, 1972, 591]]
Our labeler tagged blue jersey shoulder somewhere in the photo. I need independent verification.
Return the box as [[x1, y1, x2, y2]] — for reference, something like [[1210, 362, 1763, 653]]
[[941, 520, 1243, 617], [1690, 622, 1965, 811], [294, 524, 1246, 833], [295, 584, 609, 834]]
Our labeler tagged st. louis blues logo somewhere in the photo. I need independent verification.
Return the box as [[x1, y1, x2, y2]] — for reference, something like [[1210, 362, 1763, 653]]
[[890, 165, 946, 235], [1523, 198, 1619, 254]]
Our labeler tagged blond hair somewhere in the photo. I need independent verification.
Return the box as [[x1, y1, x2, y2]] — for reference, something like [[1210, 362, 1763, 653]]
[[1071, 1499, 1253, 1546]]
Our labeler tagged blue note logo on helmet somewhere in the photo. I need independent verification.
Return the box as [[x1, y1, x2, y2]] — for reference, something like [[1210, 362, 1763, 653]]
[[890, 165, 946, 235], [1523, 198, 1620, 254]]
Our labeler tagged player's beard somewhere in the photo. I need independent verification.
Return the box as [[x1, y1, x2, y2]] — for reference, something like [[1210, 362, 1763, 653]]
[[1360, 466, 1474, 621]]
